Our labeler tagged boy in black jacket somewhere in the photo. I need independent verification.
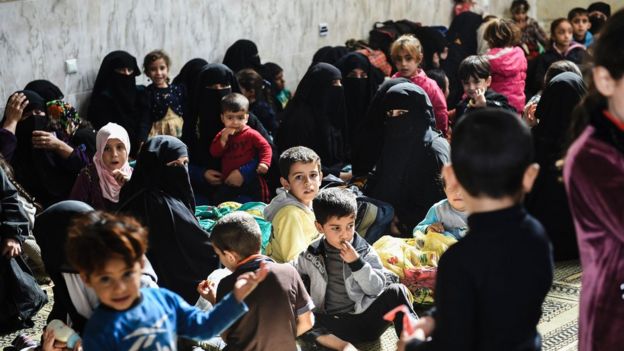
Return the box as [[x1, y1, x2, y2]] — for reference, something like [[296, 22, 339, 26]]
[[400, 109, 554, 351]]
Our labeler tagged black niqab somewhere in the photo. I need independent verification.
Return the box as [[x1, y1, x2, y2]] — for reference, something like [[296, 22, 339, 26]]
[[222, 39, 261, 73], [276, 63, 349, 175], [172, 58, 209, 153]]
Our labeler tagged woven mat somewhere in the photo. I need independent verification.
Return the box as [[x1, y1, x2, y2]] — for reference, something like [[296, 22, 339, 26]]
[[1, 261, 581, 350]]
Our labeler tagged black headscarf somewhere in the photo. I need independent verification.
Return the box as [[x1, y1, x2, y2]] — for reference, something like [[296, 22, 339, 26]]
[[24, 80, 64, 103], [276, 63, 349, 176], [222, 39, 261, 73], [1, 90, 46, 125], [413, 26, 448, 70], [118, 136, 217, 303], [367, 83, 447, 235], [443, 12, 483, 107], [88, 51, 145, 154], [172, 58, 209, 152], [351, 78, 410, 176], [336, 53, 384, 146], [312, 46, 350, 66], [526, 72, 586, 260]]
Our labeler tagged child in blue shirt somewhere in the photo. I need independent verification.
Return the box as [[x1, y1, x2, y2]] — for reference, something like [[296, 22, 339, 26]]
[[64, 211, 267, 351], [413, 176, 468, 240]]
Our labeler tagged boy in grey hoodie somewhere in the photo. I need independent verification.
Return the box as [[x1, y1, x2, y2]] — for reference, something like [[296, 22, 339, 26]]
[[296, 188, 417, 350]]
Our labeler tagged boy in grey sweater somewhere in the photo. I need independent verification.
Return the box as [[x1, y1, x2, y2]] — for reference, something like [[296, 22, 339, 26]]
[[295, 188, 417, 350]]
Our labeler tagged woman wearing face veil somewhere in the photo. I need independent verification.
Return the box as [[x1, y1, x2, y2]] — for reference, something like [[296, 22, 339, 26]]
[[336, 52, 384, 150], [222, 39, 261, 74], [367, 83, 449, 236], [2, 90, 95, 208], [172, 58, 209, 153], [276, 63, 350, 178], [88, 51, 148, 157], [190, 63, 275, 203], [526, 72, 586, 260], [118, 136, 217, 303]]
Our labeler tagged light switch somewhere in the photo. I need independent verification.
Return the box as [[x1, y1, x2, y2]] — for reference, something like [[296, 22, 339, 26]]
[[319, 23, 328, 37], [65, 59, 78, 74]]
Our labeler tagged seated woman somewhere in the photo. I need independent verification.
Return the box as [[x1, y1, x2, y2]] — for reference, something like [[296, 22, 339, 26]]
[[1, 90, 95, 208], [70, 123, 132, 211], [118, 135, 218, 303], [366, 83, 449, 236]]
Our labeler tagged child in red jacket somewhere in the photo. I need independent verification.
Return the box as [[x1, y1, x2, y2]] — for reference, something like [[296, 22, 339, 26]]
[[210, 93, 272, 203]]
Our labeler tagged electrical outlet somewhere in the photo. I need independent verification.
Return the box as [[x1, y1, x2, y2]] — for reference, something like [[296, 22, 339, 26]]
[[319, 23, 328, 37], [65, 59, 78, 74]]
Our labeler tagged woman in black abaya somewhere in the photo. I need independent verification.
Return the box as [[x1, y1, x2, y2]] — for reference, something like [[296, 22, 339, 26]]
[[222, 39, 261, 74], [526, 72, 586, 260], [276, 63, 350, 179], [88, 51, 148, 156], [118, 136, 217, 303], [172, 58, 209, 152]]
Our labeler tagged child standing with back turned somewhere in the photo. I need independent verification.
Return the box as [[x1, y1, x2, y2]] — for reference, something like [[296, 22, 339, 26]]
[[400, 108, 553, 350]]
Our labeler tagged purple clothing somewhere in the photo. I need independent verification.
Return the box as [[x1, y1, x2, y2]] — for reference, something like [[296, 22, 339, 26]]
[[0, 128, 17, 161], [486, 47, 527, 113], [69, 164, 115, 211], [564, 125, 624, 351]]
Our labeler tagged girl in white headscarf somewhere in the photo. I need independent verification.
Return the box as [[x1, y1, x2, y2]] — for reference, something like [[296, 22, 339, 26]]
[[69, 123, 132, 210]]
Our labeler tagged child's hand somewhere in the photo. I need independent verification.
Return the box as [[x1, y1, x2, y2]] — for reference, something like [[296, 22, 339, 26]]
[[42, 328, 82, 351], [426, 222, 445, 234], [224, 170, 244, 187], [204, 169, 223, 185], [339, 240, 359, 263], [472, 88, 486, 108], [256, 162, 269, 174], [197, 279, 217, 305], [1, 238, 21, 258], [111, 169, 131, 186], [233, 262, 269, 302], [219, 127, 237, 146]]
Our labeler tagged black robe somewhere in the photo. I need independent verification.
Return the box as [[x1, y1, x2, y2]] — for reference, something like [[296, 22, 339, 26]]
[[87, 51, 148, 156], [311, 46, 350, 66], [276, 63, 349, 176], [24, 80, 64, 103], [222, 39, 261, 74], [118, 136, 218, 303], [526, 72, 586, 260], [172, 58, 209, 153], [366, 83, 449, 236]]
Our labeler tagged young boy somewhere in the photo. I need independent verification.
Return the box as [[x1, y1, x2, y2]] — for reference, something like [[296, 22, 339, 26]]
[[197, 212, 315, 351], [66, 211, 267, 350], [400, 108, 554, 351], [264, 146, 322, 263], [455, 55, 515, 124], [413, 177, 467, 240], [568, 7, 593, 47], [296, 187, 417, 350], [210, 92, 272, 203]]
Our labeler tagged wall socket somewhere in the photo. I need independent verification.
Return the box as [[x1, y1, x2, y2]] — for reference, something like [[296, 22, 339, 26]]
[[65, 58, 78, 74], [319, 23, 328, 37]]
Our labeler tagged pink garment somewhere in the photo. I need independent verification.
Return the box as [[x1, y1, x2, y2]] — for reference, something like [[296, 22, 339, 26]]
[[564, 126, 624, 351], [93, 123, 132, 203], [486, 46, 527, 113], [392, 69, 448, 136]]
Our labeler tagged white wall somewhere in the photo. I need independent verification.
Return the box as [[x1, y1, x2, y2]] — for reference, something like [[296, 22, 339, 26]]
[[0, 0, 543, 114]]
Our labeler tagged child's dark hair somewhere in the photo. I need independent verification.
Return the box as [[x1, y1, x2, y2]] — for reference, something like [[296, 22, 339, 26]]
[[236, 68, 274, 107], [210, 212, 261, 259], [278, 146, 321, 178], [426, 69, 448, 93], [143, 50, 171, 80], [550, 18, 571, 37], [484, 18, 521, 48], [451, 108, 534, 199], [458, 55, 491, 82], [221, 92, 249, 113], [568, 7, 589, 21], [66, 212, 148, 276], [544, 60, 582, 85], [568, 9, 624, 144], [313, 188, 357, 225], [510, 0, 529, 14]]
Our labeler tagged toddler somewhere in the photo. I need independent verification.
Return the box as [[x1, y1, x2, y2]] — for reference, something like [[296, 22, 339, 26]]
[[414, 177, 467, 240]]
